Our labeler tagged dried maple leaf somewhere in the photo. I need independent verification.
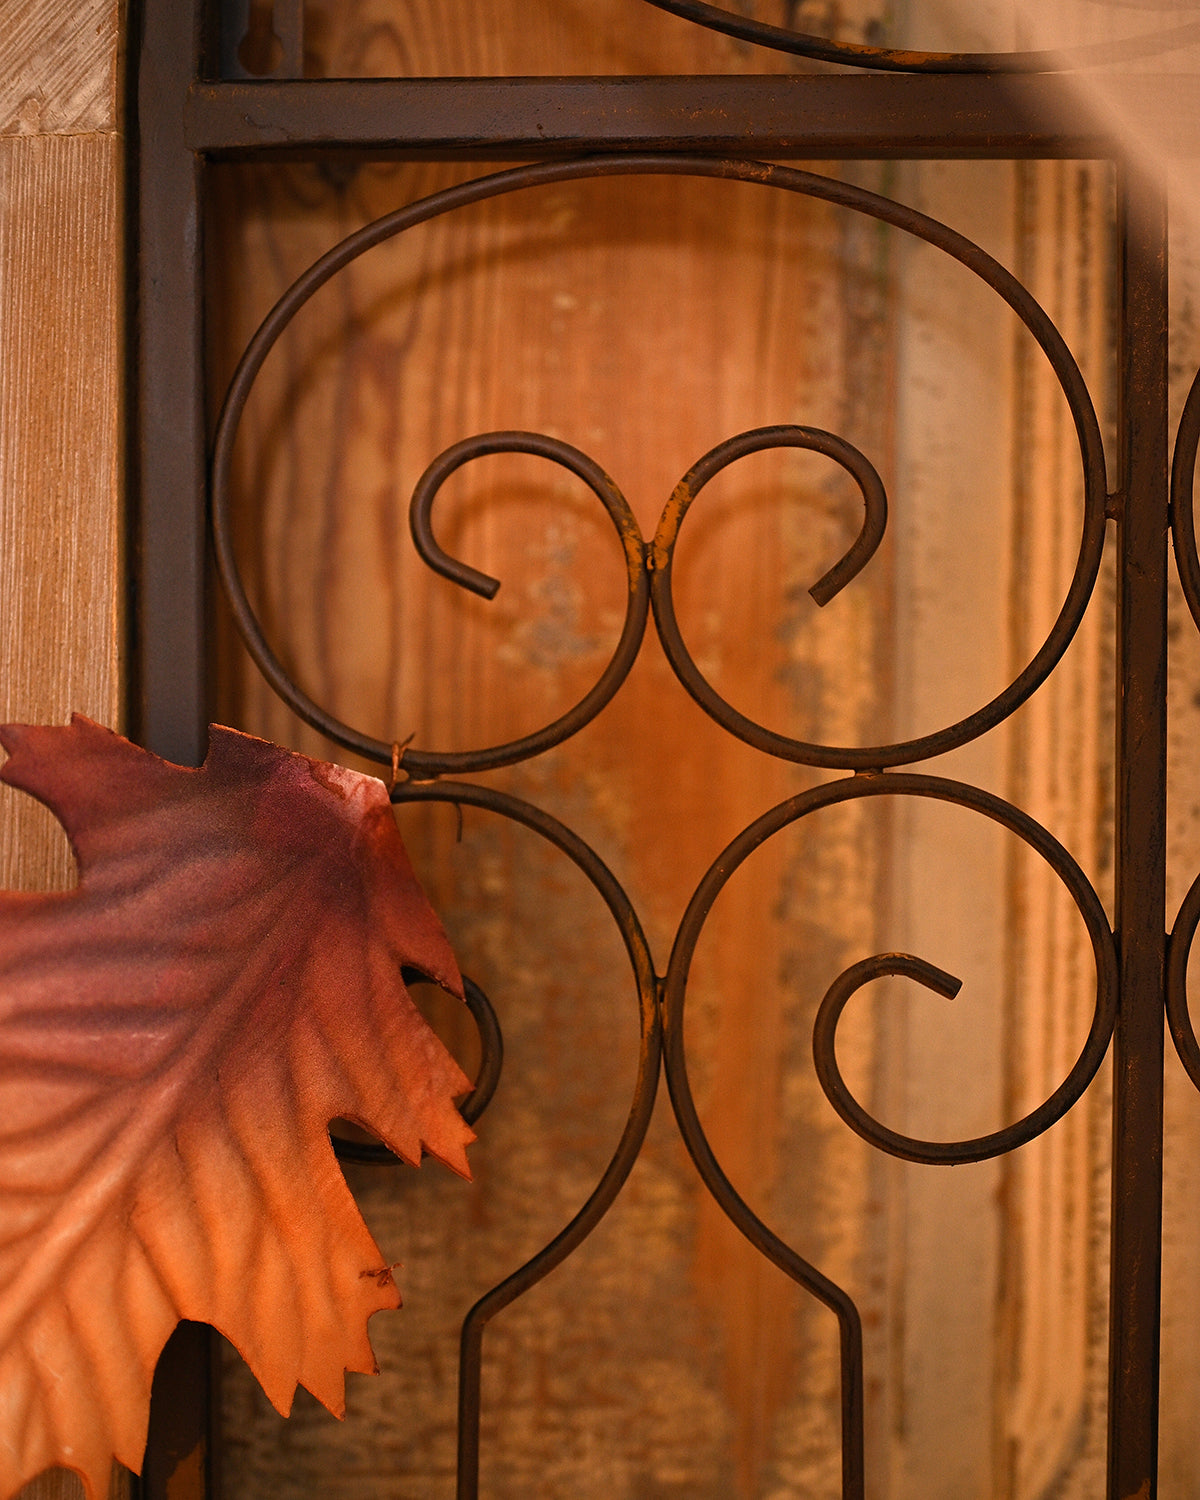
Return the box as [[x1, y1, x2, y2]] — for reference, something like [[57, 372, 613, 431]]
[[0, 715, 474, 1500]]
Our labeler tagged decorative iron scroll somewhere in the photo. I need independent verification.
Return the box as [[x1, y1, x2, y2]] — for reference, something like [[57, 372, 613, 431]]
[[211, 153, 1123, 1499], [212, 154, 1108, 775]]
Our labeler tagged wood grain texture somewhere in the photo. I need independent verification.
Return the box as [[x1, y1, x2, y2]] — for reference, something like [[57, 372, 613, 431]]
[[0, 133, 121, 897], [995, 158, 1114, 1500], [298, 0, 883, 77], [1160, 207, 1200, 1499], [0, 0, 119, 136], [1, 5, 124, 1499]]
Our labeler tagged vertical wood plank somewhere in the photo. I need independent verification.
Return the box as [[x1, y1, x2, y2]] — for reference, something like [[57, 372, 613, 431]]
[[0, 132, 122, 893], [0, 1, 124, 1496]]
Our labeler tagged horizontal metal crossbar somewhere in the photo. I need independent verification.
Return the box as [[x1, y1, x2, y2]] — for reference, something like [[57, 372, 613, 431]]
[[183, 74, 1200, 161]]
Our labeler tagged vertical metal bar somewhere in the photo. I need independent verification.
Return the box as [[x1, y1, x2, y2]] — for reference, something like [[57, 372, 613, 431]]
[[1107, 161, 1169, 1500], [139, 1323, 219, 1500], [131, 0, 216, 1493], [132, 0, 209, 768]]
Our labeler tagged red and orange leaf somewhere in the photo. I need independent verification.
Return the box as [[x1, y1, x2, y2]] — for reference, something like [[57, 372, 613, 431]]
[[0, 716, 474, 1500]]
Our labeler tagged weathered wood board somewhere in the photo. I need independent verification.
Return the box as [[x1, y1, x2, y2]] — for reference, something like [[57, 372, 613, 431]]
[[1, 3, 125, 1499]]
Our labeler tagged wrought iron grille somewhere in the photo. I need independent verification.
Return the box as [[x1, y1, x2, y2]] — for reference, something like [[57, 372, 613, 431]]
[[129, 3, 1198, 1496]]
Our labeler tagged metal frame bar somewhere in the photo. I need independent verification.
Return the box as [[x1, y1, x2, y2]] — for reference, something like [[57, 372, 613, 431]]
[[129, 4, 1180, 1496], [131, 0, 209, 769], [181, 73, 1200, 160], [1109, 164, 1169, 1498]]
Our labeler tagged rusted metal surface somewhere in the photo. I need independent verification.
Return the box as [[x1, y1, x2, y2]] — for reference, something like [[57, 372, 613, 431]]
[[130, 0, 208, 769], [131, 1, 1194, 1496], [1108, 166, 1170, 1500], [182, 74, 1165, 161]]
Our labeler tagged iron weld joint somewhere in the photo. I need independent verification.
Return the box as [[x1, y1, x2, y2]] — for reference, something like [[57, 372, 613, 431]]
[[1106, 489, 1124, 521], [390, 770, 442, 795]]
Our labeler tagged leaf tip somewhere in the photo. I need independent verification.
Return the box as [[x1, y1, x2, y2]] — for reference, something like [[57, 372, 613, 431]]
[[427, 1130, 475, 1183]]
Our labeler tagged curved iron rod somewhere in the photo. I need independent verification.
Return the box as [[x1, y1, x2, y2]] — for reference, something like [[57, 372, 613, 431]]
[[664, 772, 1116, 1157], [651, 425, 887, 610], [660, 771, 1114, 1489], [408, 429, 640, 604], [813, 955, 978, 1163], [1165, 363, 1200, 1086], [1167, 871, 1200, 1091], [640, 0, 1200, 74], [383, 781, 661, 1500], [1170, 364, 1200, 633]]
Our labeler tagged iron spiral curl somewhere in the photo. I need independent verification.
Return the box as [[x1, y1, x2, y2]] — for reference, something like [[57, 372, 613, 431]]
[[659, 772, 1115, 1489], [663, 775, 1116, 1168]]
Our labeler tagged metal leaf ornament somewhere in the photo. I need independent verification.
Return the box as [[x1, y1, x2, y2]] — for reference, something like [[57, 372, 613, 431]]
[[0, 716, 474, 1500]]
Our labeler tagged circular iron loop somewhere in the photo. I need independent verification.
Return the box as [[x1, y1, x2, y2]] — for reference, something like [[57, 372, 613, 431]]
[[641, 0, 1200, 72], [1167, 869, 1200, 1091], [384, 781, 662, 1493], [212, 155, 1107, 775], [1171, 363, 1200, 633], [663, 773, 1116, 1173], [331, 973, 503, 1165]]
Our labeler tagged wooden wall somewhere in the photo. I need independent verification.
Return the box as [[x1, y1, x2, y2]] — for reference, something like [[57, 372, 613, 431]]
[[1, 0, 124, 1496]]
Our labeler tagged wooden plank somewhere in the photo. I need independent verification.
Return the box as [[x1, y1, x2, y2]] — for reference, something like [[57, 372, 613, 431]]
[[0, 6, 124, 1500], [0, 131, 121, 885], [0, 0, 118, 136], [0, 134, 124, 1500]]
